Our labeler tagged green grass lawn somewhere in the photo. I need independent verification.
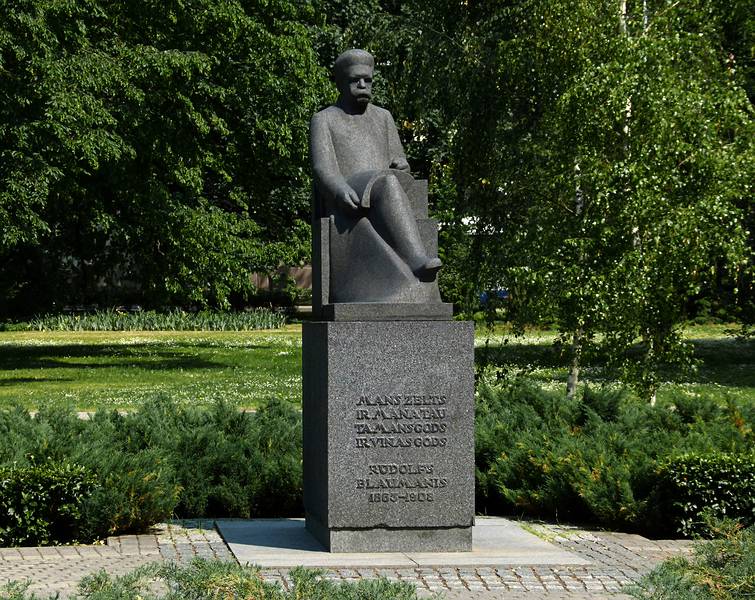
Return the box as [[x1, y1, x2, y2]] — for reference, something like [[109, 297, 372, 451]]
[[0, 328, 302, 411], [475, 324, 755, 405], [0, 323, 752, 410]]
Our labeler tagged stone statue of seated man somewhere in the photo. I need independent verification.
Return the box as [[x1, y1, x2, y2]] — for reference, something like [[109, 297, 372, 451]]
[[310, 49, 443, 306]]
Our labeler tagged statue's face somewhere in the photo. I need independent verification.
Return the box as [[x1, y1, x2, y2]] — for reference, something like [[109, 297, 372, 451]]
[[337, 64, 373, 106]]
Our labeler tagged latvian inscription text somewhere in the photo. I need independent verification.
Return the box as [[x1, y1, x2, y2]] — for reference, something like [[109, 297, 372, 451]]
[[354, 395, 450, 503]]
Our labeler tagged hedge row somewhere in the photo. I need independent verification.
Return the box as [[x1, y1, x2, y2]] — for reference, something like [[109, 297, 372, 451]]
[[24, 308, 286, 332], [0, 462, 95, 546], [1, 384, 753, 546], [475, 381, 755, 536], [0, 398, 301, 545], [659, 453, 755, 536]]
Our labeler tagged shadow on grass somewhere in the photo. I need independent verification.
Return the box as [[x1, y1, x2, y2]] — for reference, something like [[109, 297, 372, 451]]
[[688, 338, 755, 387], [0, 377, 74, 386], [0, 343, 234, 371], [475, 341, 569, 368], [475, 336, 755, 389]]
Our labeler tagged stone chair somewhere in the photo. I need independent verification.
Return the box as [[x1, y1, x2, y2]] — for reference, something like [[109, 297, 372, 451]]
[[311, 172, 451, 320]]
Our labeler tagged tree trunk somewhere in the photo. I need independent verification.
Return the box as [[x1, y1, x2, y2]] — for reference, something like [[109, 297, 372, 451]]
[[574, 159, 584, 215], [568, 156, 584, 401], [566, 328, 583, 400], [643, 329, 658, 406]]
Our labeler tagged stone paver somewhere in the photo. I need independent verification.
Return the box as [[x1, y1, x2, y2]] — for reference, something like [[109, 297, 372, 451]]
[[0, 520, 231, 598], [0, 519, 691, 599], [217, 517, 589, 568]]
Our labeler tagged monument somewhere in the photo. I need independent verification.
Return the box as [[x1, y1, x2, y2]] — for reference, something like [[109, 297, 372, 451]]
[[302, 49, 474, 552]]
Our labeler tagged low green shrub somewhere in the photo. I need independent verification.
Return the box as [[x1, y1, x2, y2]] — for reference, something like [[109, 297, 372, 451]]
[[245, 398, 304, 517], [657, 453, 755, 537], [158, 561, 422, 600], [102, 397, 303, 519], [79, 449, 181, 540], [0, 407, 182, 541], [1, 559, 430, 599], [25, 308, 286, 332], [476, 380, 755, 535], [0, 398, 302, 546], [627, 519, 755, 599], [0, 582, 42, 600], [2, 381, 751, 546], [0, 462, 96, 546]]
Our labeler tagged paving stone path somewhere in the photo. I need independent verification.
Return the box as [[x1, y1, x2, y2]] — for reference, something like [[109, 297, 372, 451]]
[[0, 520, 692, 599], [256, 522, 693, 599], [0, 520, 231, 598]]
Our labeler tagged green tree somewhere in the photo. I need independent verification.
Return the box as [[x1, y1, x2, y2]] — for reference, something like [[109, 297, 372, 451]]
[[361, 0, 753, 400], [0, 0, 328, 313]]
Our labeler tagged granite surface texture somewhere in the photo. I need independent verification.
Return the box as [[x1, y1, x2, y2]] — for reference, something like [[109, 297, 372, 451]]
[[309, 49, 444, 308], [319, 301, 453, 321], [302, 320, 475, 552], [324, 527, 473, 553]]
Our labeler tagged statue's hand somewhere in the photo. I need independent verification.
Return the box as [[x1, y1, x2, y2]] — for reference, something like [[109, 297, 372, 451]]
[[335, 184, 361, 214], [390, 157, 410, 172]]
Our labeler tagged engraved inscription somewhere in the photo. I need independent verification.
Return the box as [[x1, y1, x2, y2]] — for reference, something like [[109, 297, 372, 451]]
[[360, 463, 445, 503], [368, 463, 435, 475], [368, 492, 434, 503], [354, 395, 448, 449], [356, 395, 446, 406], [354, 394, 451, 503]]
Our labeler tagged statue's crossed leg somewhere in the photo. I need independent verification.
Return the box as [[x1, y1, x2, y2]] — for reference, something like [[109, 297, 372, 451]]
[[369, 173, 442, 280]]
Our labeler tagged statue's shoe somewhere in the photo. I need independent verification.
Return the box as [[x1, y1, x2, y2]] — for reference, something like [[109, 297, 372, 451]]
[[413, 256, 442, 280]]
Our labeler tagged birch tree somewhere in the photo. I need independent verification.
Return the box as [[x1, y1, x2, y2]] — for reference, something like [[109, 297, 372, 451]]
[[388, 0, 752, 400], [506, 0, 751, 400]]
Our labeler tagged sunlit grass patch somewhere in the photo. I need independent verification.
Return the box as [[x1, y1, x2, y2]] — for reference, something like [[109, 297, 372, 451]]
[[1, 323, 751, 411], [0, 329, 302, 411], [474, 323, 754, 405]]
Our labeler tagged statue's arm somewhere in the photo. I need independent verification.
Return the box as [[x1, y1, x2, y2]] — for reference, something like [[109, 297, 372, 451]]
[[310, 112, 359, 212], [386, 111, 410, 172]]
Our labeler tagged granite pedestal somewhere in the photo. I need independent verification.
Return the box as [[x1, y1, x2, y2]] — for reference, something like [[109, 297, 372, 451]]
[[302, 320, 474, 553]]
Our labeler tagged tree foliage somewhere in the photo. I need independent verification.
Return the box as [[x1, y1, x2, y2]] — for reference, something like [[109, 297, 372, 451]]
[[1, 0, 752, 398], [497, 0, 752, 399], [366, 0, 753, 399], [0, 0, 328, 312]]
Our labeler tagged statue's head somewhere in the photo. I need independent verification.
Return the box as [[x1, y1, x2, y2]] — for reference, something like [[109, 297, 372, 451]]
[[334, 49, 374, 109]]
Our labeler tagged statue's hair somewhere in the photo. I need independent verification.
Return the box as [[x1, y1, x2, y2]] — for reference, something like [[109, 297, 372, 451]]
[[334, 49, 374, 80]]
